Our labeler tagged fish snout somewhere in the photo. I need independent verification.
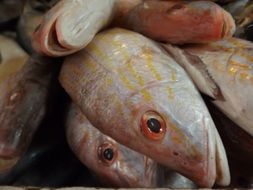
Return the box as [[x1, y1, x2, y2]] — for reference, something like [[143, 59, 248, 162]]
[[167, 117, 230, 187]]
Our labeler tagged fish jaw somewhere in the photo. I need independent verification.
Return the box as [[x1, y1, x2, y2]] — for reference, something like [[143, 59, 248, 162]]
[[32, 0, 116, 57], [121, 0, 235, 44]]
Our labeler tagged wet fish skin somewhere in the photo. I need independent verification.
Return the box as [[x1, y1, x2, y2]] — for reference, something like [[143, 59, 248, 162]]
[[32, 0, 117, 57], [59, 28, 230, 187], [32, 0, 235, 57], [119, 0, 235, 44], [163, 37, 253, 136], [66, 103, 162, 188], [0, 36, 54, 173]]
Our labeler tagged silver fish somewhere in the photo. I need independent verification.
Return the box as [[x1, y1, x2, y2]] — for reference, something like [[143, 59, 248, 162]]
[[66, 103, 162, 187], [163, 37, 253, 136], [59, 28, 230, 187]]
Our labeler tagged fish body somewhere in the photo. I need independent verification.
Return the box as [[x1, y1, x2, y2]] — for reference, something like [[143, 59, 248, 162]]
[[119, 0, 235, 44], [164, 38, 253, 136], [0, 36, 53, 172], [66, 103, 161, 187], [59, 28, 230, 187]]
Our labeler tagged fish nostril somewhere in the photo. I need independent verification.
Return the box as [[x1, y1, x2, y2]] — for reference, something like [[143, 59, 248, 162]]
[[167, 4, 186, 14], [173, 151, 179, 156]]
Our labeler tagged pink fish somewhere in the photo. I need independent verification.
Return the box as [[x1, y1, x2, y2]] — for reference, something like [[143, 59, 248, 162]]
[[59, 28, 230, 187], [118, 0, 235, 44], [163, 37, 253, 136], [66, 103, 162, 187], [0, 35, 53, 172], [32, 0, 235, 57]]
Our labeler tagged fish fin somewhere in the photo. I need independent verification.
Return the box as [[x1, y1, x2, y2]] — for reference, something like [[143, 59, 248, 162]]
[[162, 44, 224, 101]]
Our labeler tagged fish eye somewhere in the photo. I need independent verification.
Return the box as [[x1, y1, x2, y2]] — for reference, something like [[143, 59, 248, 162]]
[[103, 148, 114, 161], [98, 143, 117, 166], [140, 111, 166, 140]]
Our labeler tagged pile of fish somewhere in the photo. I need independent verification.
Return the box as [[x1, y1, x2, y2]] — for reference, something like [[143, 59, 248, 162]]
[[0, 0, 252, 188]]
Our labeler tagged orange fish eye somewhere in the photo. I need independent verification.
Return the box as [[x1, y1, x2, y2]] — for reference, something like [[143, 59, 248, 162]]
[[98, 143, 117, 166], [140, 111, 166, 140]]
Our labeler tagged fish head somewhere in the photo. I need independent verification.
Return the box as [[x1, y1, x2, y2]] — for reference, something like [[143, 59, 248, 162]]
[[111, 45, 229, 187], [66, 104, 161, 187]]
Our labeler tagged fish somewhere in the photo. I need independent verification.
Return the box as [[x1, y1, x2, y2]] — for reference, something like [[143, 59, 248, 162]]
[[0, 35, 54, 173], [32, 0, 235, 57], [118, 0, 235, 44], [59, 28, 230, 187], [224, 0, 253, 38], [163, 37, 253, 136], [66, 103, 162, 187], [164, 169, 197, 188], [32, 0, 117, 57], [17, 0, 59, 54]]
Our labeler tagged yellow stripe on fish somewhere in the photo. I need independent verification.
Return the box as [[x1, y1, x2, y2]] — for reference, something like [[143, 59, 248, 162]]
[[107, 35, 153, 102], [86, 37, 135, 91], [166, 87, 174, 100], [85, 55, 97, 72], [228, 38, 250, 49], [228, 60, 252, 81], [141, 47, 162, 81], [215, 44, 253, 66]]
